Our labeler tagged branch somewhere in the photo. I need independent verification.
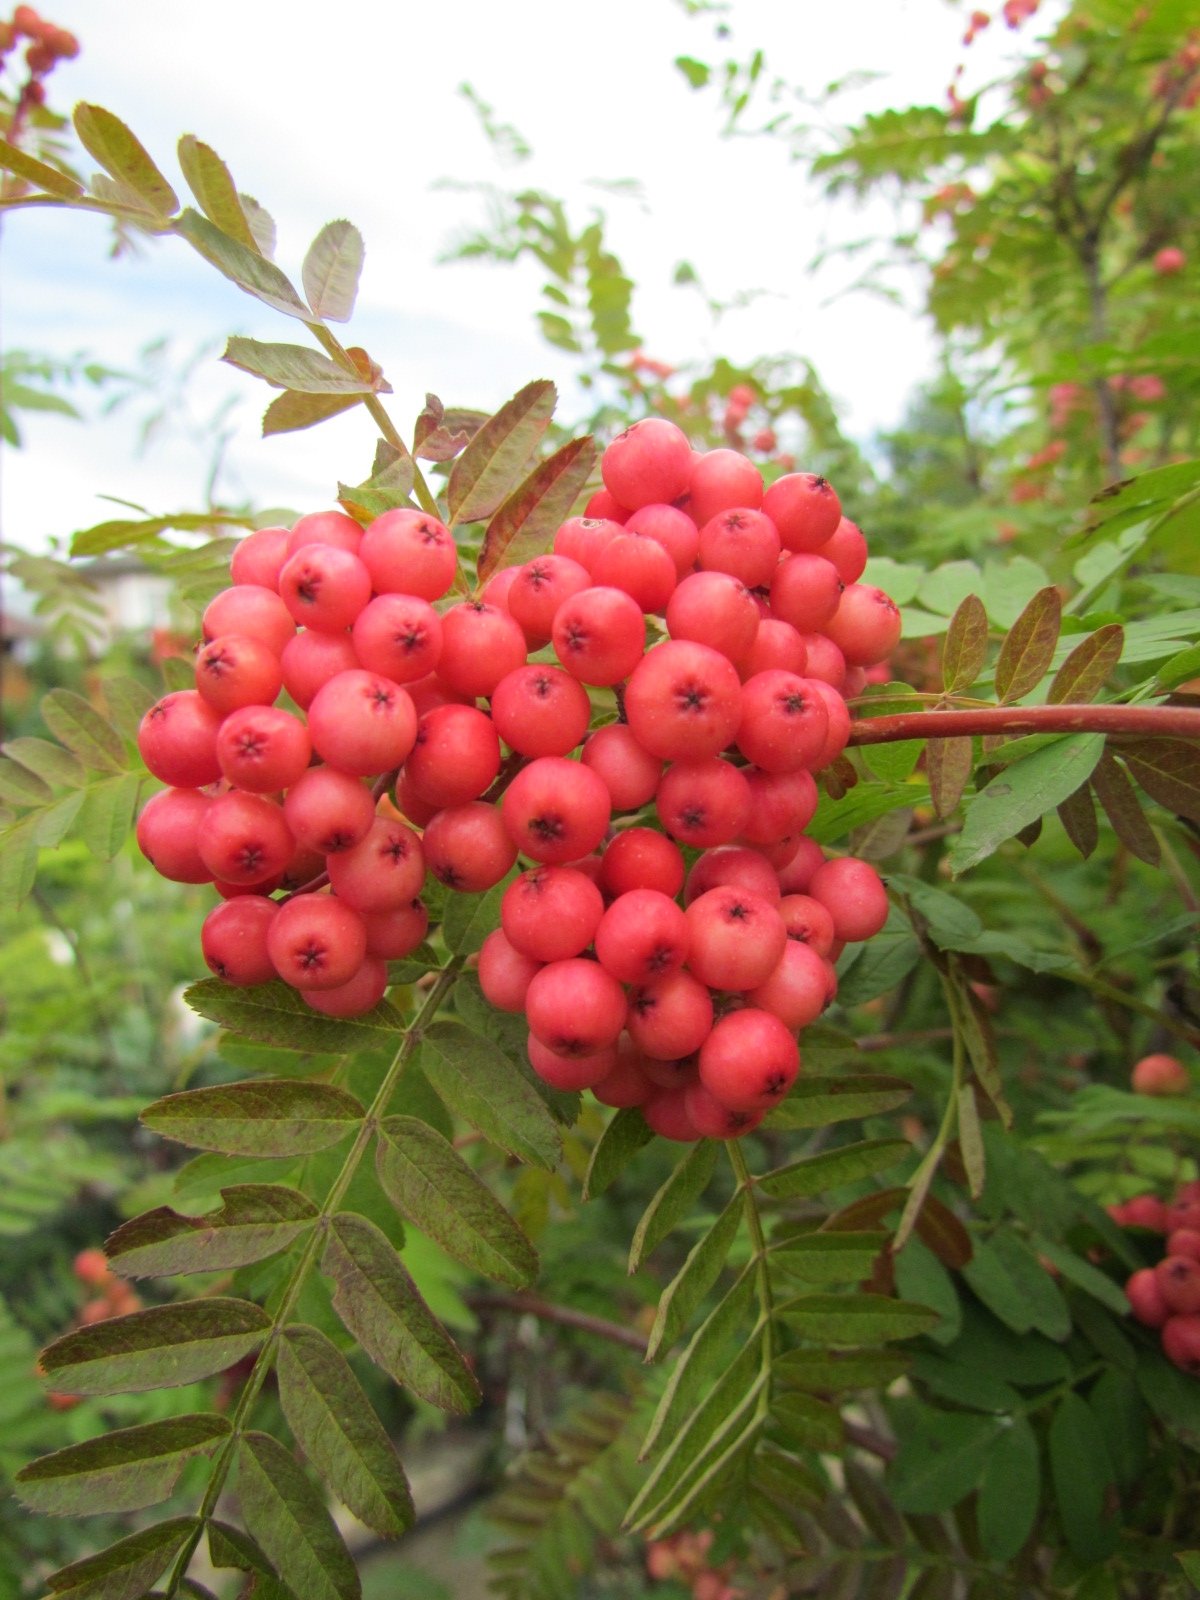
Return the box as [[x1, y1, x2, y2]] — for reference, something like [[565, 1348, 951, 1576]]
[[847, 703, 1200, 746], [467, 1291, 647, 1352]]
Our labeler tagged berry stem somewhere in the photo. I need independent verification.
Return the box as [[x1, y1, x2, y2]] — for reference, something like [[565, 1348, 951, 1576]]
[[847, 702, 1200, 745], [161, 957, 462, 1597], [466, 1291, 647, 1351]]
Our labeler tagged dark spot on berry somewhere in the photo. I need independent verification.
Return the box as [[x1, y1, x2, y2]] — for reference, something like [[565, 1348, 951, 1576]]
[[680, 805, 706, 832], [236, 845, 265, 873], [564, 622, 587, 653], [298, 939, 326, 972], [529, 813, 565, 843], [383, 835, 409, 865], [646, 944, 675, 974], [532, 674, 554, 700], [763, 1071, 787, 1097], [675, 679, 710, 715], [779, 691, 806, 716], [725, 900, 751, 922], [324, 830, 354, 852], [297, 575, 319, 604], [370, 686, 395, 710], [234, 732, 266, 760]]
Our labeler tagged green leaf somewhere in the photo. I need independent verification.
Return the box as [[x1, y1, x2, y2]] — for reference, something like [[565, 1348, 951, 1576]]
[[15, 1416, 230, 1516], [766, 1074, 913, 1129], [478, 435, 597, 583], [1048, 1392, 1118, 1563], [238, 1431, 360, 1600], [208, 1522, 299, 1599], [627, 1327, 766, 1532], [184, 977, 402, 1051], [778, 1293, 940, 1344], [40, 1299, 270, 1395], [277, 1325, 413, 1538], [941, 594, 989, 692], [1031, 1236, 1131, 1314], [1047, 624, 1123, 705], [910, 1349, 1020, 1413], [955, 982, 1010, 1127], [302, 220, 364, 322], [421, 1021, 561, 1171], [0, 815, 39, 905], [628, 1141, 718, 1270], [0, 135, 84, 198], [376, 1116, 536, 1287], [887, 1411, 1001, 1514], [640, 1267, 755, 1459], [338, 446, 414, 521], [105, 1185, 318, 1277], [441, 881, 508, 955], [771, 1230, 888, 1283], [995, 586, 1062, 703], [1, 736, 86, 789], [989, 1230, 1070, 1340], [768, 1391, 843, 1453], [776, 1346, 911, 1392], [76, 773, 141, 861], [675, 55, 712, 88], [35, 790, 86, 847], [263, 389, 363, 436], [222, 336, 375, 394], [583, 1106, 655, 1200], [947, 734, 1106, 875], [961, 1237, 1035, 1334], [957, 1083, 985, 1198], [1058, 783, 1099, 860], [174, 208, 313, 321], [40, 689, 126, 773], [447, 379, 557, 525], [74, 103, 178, 215], [833, 909, 921, 1004], [646, 1194, 742, 1361], [760, 1138, 910, 1200], [142, 1080, 364, 1157], [1178, 1554, 1200, 1586], [322, 1212, 481, 1413], [176, 135, 256, 247], [1120, 738, 1200, 826], [0, 754, 52, 804], [45, 1517, 196, 1599], [69, 508, 252, 558]]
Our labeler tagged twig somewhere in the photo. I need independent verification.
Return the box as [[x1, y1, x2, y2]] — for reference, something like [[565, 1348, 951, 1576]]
[[848, 704, 1200, 745], [467, 1291, 646, 1352]]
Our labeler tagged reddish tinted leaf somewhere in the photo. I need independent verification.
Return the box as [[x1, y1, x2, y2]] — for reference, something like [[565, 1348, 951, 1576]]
[[914, 1194, 973, 1270], [926, 736, 973, 819], [302, 220, 364, 323], [447, 379, 556, 524], [958, 981, 1011, 1127], [995, 586, 1062, 703], [1047, 624, 1123, 705], [106, 1185, 318, 1277], [1119, 738, 1200, 826], [177, 136, 256, 249], [1057, 783, 1099, 860], [477, 435, 597, 583], [263, 391, 363, 437], [1091, 753, 1160, 865], [74, 103, 178, 216], [45, 1517, 197, 1598], [822, 1187, 908, 1231], [941, 594, 989, 693]]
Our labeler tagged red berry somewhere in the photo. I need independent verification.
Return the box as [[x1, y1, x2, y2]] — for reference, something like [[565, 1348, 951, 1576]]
[[641, 1087, 702, 1142], [697, 507, 781, 588], [199, 792, 295, 887], [593, 1038, 654, 1108], [769, 553, 843, 633], [686, 886, 787, 991], [283, 767, 376, 855], [666, 571, 760, 663], [809, 858, 890, 943], [279, 629, 360, 711], [552, 586, 647, 686], [303, 956, 389, 1017], [501, 757, 612, 865], [822, 517, 869, 583], [267, 893, 367, 989], [307, 671, 417, 777], [527, 1032, 617, 1090], [352, 593, 444, 684], [359, 508, 457, 599], [203, 585, 295, 658], [1162, 1314, 1200, 1373], [624, 502, 700, 576], [327, 816, 425, 912], [626, 969, 714, 1060], [601, 418, 693, 510], [736, 671, 830, 773], [362, 899, 429, 960], [501, 866, 605, 963], [1157, 1256, 1200, 1315], [597, 827, 685, 900], [525, 958, 627, 1057], [700, 1008, 800, 1111], [478, 929, 542, 1012], [761, 472, 842, 553], [278, 545, 371, 632], [594, 889, 690, 985], [581, 724, 663, 810], [1126, 1267, 1170, 1328], [195, 634, 283, 715], [748, 940, 837, 1030], [138, 692, 222, 788], [823, 584, 903, 668], [423, 801, 518, 892], [684, 1081, 764, 1140], [685, 846, 781, 907], [491, 666, 592, 759], [591, 531, 678, 613], [286, 509, 364, 557], [1131, 1053, 1190, 1096], [216, 706, 311, 793], [136, 788, 213, 883], [656, 757, 752, 849], [73, 1249, 113, 1287], [405, 704, 501, 808], [687, 448, 764, 525], [625, 640, 743, 762], [230, 525, 290, 589], [507, 555, 591, 645], [439, 601, 527, 697], [201, 897, 281, 985]]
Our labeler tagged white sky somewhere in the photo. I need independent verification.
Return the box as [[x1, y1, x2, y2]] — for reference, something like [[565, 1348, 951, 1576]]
[[1, 0, 1046, 554]]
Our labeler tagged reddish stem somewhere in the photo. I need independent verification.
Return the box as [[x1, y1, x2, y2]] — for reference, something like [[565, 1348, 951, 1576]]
[[847, 703, 1200, 746]]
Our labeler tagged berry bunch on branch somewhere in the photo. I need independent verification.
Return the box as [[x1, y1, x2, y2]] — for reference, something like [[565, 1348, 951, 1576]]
[[136, 416, 900, 1140]]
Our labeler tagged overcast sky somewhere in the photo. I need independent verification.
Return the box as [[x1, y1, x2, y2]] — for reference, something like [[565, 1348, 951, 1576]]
[[2, 0, 1049, 555]]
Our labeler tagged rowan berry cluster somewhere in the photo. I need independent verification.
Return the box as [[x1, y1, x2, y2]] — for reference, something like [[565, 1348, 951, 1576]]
[[1119, 1180, 1200, 1375], [0, 5, 78, 102], [134, 416, 900, 1137]]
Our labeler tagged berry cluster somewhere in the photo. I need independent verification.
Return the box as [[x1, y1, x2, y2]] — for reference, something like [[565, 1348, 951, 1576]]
[[0, 5, 78, 107], [1119, 1181, 1200, 1374], [134, 416, 901, 1137]]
